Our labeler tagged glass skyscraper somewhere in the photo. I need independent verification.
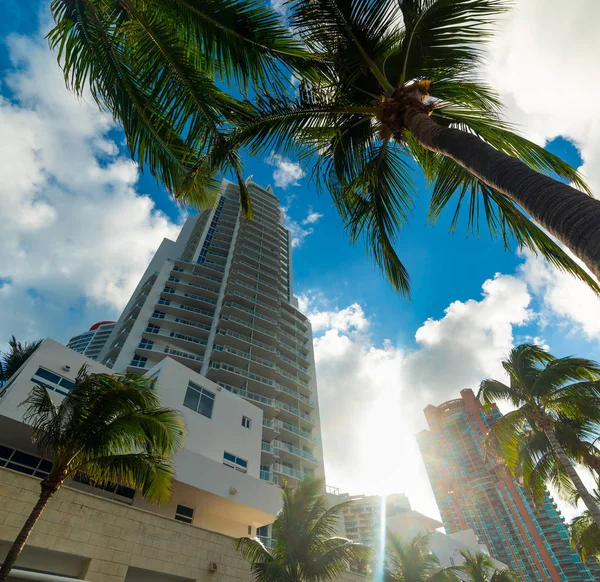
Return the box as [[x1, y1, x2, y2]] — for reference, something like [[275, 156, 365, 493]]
[[417, 389, 597, 581]]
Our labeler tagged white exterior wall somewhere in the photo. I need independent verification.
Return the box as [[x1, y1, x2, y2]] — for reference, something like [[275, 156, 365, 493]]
[[0, 340, 281, 535], [147, 357, 263, 478]]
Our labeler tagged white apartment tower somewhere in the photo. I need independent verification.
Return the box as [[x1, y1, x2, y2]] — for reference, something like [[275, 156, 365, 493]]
[[98, 179, 325, 489], [66, 321, 116, 360]]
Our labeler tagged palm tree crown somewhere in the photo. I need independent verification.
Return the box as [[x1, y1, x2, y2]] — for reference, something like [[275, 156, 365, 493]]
[[568, 480, 600, 563], [384, 532, 456, 581], [235, 479, 369, 581], [49, 0, 600, 296], [450, 551, 517, 582], [478, 344, 600, 527], [0, 367, 185, 581], [1, 336, 43, 383]]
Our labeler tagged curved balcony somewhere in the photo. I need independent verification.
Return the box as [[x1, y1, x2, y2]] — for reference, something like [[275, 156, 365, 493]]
[[161, 287, 217, 310], [142, 326, 208, 353], [148, 312, 211, 337], [135, 343, 204, 371], [219, 314, 278, 342], [214, 328, 277, 357], [218, 381, 278, 415], [227, 277, 280, 305]]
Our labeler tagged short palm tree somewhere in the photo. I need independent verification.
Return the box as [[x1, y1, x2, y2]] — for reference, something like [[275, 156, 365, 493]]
[[0, 368, 185, 581], [478, 344, 600, 528], [450, 551, 516, 582], [569, 480, 600, 563], [384, 532, 457, 581], [235, 479, 369, 581], [0, 336, 43, 383], [49, 0, 600, 297]]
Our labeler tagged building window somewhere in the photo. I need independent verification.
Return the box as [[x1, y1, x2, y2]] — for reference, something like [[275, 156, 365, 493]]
[[0, 445, 52, 478], [31, 367, 75, 396], [146, 324, 160, 334], [242, 416, 251, 429], [175, 504, 194, 524], [130, 355, 148, 368], [183, 382, 215, 418], [223, 452, 248, 473], [138, 339, 154, 350]]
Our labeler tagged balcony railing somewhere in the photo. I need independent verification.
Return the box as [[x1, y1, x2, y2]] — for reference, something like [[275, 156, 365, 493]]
[[138, 343, 204, 363], [222, 301, 277, 325], [261, 442, 278, 456], [213, 344, 277, 370], [272, 463, 306, 481], [228, 277, 279, 302], [259, 470, 277, 484], [151, 313, 211, 333], [226, 289, 272, 310], [275, 420, 314, 442], [221, 314, 278, 340], [167, 276, 219, 297], [273, 441, 319, 464], [275, 383, 313, 407], [157, 299, 214, 319], [216, 328, 277, 354], [277, 400, 314, 424], [219, 382, 275, 407]]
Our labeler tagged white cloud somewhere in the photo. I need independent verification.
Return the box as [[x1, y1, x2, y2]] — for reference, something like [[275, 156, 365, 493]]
[[270, 0, 287, 17], [519, 250, 600, 341], [267, 152, 305, 189], [485, 0, 600, 195], [304, 273, 532, 518], [282, 205, 324, 247], [301, 207, 323, 225], [0, 31, 182, 346]]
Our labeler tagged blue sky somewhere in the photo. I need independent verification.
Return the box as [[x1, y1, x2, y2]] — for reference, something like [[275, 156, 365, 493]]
[[1, 0, 600, 521]]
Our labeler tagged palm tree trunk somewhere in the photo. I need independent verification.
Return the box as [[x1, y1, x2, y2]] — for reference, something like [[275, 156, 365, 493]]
[[404, 109, 600, 281], [0, 480, 58, 581], [542, 426, 600, 528]]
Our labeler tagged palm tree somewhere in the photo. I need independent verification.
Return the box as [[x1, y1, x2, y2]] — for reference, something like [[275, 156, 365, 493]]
[[478, 344, 600, 528], [568, 480, 600, 563], [0, 336, 43, 383], [384, 532, 457, 581], [235, 479, 369, 581], [48, 0, 600, 297], [0, 368, 185, 581], [450, 551, 516, 582]]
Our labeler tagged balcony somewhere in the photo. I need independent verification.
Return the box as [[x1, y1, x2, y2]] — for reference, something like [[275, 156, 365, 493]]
[[273, 441, 319, 465], [215, 328, 277, 355], [275, 420, 315, 443], [136, 342, 204, 369], [161, 287, 217, 309], [261, 442, 279, 459], [220, 314, 278, 341], [274, 383, 313, 408], [167, 275, 219, 298], [212, 344, 278, 376], [218, 382, 277, 411], [149, 313, 211, 335], [142, 327, 208, 352], [209, 361, 276, 389], [225, 289, 273, 311], [156, 299, 214, 323], [259, 470, 278, 485], [227, 277, 280, 304], [171, 263, 222, 286], [222, 301, 278, 327], [276, 399, 314, 425], [272, 463, 306, 482]]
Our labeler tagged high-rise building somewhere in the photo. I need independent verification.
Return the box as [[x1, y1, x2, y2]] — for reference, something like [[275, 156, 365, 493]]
[[66, 321, 115, 360], [417, 389, 597, 582], [98, 179, 325, 489]]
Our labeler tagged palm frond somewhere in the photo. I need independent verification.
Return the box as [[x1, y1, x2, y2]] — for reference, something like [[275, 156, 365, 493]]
[[425, 156, 600, 292], [80, 452, 175, 503], [393, 0, 509, 83]]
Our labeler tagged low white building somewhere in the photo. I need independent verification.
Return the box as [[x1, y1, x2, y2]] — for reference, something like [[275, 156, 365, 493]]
[[0, 339, 281, 538]]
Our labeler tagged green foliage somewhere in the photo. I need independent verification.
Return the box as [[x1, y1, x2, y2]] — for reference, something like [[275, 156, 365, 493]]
[[22, 367, 185, 502], [49, 0, 596, 297], [448, 550, 517, 582], [384, 532, 457, 581], [235, 479, 370, 581], [479, 344, 600, 502], [0, 336, 43, 383], [568, 480, 600, 562]]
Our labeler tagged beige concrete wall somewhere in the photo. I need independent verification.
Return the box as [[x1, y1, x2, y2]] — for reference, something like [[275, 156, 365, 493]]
[[0, 468, 365, 582]]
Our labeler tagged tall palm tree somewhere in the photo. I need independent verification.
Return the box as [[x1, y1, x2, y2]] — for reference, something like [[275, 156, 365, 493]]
[[384, 532, 456, 581], [48, 0, 600, 297], [478, 344, 600, 528], [449, 551, 516, 582], [568, 480, 600, 563], [0, 368, 185, 581], [235, 479, 369, 581], [0, 336, 43, 383]]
